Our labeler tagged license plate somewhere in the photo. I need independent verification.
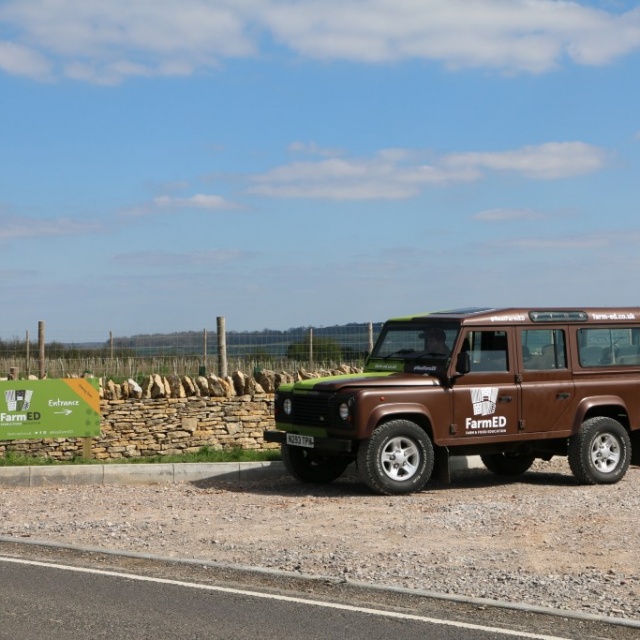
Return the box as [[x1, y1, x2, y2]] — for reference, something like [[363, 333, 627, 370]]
[[286, 433, 315, 448]]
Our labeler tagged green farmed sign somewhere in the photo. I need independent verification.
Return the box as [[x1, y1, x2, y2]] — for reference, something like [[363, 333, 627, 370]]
[[0, 378, 101, 441]]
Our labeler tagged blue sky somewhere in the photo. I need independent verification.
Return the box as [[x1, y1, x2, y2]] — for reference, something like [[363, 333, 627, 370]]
[[1, 0, 640, 342]]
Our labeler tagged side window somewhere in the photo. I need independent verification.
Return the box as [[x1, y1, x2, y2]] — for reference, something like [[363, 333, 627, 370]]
[[465, 330, 509, 372], [521, 329, 566, 370], [578, 327, 640, 367]]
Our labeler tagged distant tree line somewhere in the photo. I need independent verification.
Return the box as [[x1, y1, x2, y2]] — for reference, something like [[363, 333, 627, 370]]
[[108, 322, 383, 359], [1, 322, 383, 363], [0, 338, 135, 359]]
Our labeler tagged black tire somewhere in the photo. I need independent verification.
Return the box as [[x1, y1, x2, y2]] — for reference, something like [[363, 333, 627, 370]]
[[480, 452, 535, 476], [357, 420, 434, 495], [568, 417, 631, 485], [281, 443, 350, 484]]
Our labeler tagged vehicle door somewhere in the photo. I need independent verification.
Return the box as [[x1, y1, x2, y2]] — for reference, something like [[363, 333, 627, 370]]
[[451, 328, 520, 439], [517, 327, 575, 433]]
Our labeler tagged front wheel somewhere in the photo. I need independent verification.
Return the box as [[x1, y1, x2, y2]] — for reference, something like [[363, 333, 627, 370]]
[[568, 417, 631, 484], [481, 452, 535, 476], [357, 420, 434, 495], [281, 443, 350, 484]]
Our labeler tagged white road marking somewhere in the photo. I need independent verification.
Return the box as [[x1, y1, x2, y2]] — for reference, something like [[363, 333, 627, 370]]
[[0, 555, 571, 640]]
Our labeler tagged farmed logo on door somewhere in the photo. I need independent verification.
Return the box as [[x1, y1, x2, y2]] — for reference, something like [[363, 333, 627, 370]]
[[470, 387, 498, 416], [465, 387, 507, 435]]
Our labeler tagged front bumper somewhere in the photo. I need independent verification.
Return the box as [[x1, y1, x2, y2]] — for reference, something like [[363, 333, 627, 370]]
[[263, 430, 354, 453]]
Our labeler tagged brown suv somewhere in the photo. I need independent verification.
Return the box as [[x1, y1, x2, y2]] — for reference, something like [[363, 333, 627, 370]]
[[265, 307, 640, 495]]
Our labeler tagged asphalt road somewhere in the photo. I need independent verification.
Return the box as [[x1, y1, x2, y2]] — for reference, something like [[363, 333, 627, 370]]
[[1, 542, 637, 640]]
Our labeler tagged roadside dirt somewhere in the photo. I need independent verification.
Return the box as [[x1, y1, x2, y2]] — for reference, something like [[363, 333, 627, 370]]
[[1, 458, 639, 620]]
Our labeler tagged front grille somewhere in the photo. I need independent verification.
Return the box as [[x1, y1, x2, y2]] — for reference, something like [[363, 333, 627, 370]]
[[292, 393, 333, 428]]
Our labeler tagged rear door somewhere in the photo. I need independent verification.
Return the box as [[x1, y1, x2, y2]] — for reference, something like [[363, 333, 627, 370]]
[[517, 326, 575, 434]]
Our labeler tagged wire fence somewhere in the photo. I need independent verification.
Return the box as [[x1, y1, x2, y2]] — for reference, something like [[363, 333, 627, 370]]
[[0, 319, 385, 381]]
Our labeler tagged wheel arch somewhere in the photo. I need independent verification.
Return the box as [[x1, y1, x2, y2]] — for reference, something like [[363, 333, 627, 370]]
[[365, 404, 435, 441], [573, 396, 630, 434]]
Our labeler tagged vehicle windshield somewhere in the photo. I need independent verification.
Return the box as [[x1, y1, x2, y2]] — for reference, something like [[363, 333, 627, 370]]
[[370, 323, 460, 360]]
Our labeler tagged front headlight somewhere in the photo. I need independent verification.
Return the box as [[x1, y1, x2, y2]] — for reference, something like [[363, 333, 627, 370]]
[[283, 398, 292, 415], [338, 402, 350, 421]]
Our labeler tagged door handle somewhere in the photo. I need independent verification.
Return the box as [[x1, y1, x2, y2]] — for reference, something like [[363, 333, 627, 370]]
[[556, 392, 570, 400], [498, 396, 513, 403]]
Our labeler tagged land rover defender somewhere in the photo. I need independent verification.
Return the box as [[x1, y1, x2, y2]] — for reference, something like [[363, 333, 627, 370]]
[[264, 307, 640, 495]]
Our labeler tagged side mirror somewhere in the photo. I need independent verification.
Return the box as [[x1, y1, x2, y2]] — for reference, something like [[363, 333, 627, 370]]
[[456, 351, 470, 375]]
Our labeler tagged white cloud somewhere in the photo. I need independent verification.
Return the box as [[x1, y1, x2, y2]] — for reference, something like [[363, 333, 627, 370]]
[[0, 40, 51, 80], [496, 230, 640, 250], [473, 208, 547, 222], [261, 0, 640, 72], [0, 0, 254, 83], [442, 142, 609, 179], [0, 215, 103, 239], [114, 249, 254, 267], [248, 141, 609, 200], [121, 193, 241, 216], [154, 194, 240, 210], [288, 141, 345, 157], [1, 0, 639, 82]]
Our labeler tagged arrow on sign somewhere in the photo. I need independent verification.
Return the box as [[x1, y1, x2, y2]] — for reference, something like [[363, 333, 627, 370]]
[[54, 409, 73, 416]]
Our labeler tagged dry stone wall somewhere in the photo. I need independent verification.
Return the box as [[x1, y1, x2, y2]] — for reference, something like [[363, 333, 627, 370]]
[[1, 366, 361, 461]]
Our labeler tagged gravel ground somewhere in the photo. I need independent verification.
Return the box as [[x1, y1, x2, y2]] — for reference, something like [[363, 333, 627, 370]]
[[1, 458, 640, 622]]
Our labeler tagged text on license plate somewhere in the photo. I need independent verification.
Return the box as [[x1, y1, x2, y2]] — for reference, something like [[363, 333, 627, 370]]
[[286, 433, 315, 448]]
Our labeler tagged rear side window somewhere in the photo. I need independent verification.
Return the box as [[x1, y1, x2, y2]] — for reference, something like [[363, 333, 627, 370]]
[[577, 327, 640, 367], [521, 329, 566, 370]]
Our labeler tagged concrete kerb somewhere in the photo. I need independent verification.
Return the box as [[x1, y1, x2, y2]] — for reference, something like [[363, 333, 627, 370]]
[[0, 456, 483, 488], [0, 461, 292, 487]]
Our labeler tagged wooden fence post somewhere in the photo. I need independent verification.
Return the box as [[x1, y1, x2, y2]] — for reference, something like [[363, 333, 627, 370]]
[[203, 328, 207, 375], [38, 320, 45, 379], [82, 437, 93, 460], [26, 330, 30, 378], [217, 317, 228, 378]]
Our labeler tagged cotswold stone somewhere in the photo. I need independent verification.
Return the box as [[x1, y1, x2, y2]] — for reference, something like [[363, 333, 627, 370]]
[[165, 374, 185, 398], [275, 372, 294, 387], [224, 376, 236, 397], [255, 369, 275, 393], [181, 376, 197, 397], [195, 376, 209, 395], [207, 375, 228, 398], [181, 417, 198, 433], [150, 375, 166, 399], [232, 371, 246, 396], [104, 379, 117, 400], [121, 379, 140, 400]]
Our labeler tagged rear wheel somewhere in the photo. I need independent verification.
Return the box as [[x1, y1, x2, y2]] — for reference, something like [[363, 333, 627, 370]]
[[357, 420, 434, 495], [480, 452, 535, 476], [281, 443, 350, 484], [568, 417, 630, 484]]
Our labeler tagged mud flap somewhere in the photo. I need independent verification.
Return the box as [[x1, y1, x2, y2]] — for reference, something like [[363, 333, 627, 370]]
[[631, 430, 640, 467], [433, 446, 450, 484]]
